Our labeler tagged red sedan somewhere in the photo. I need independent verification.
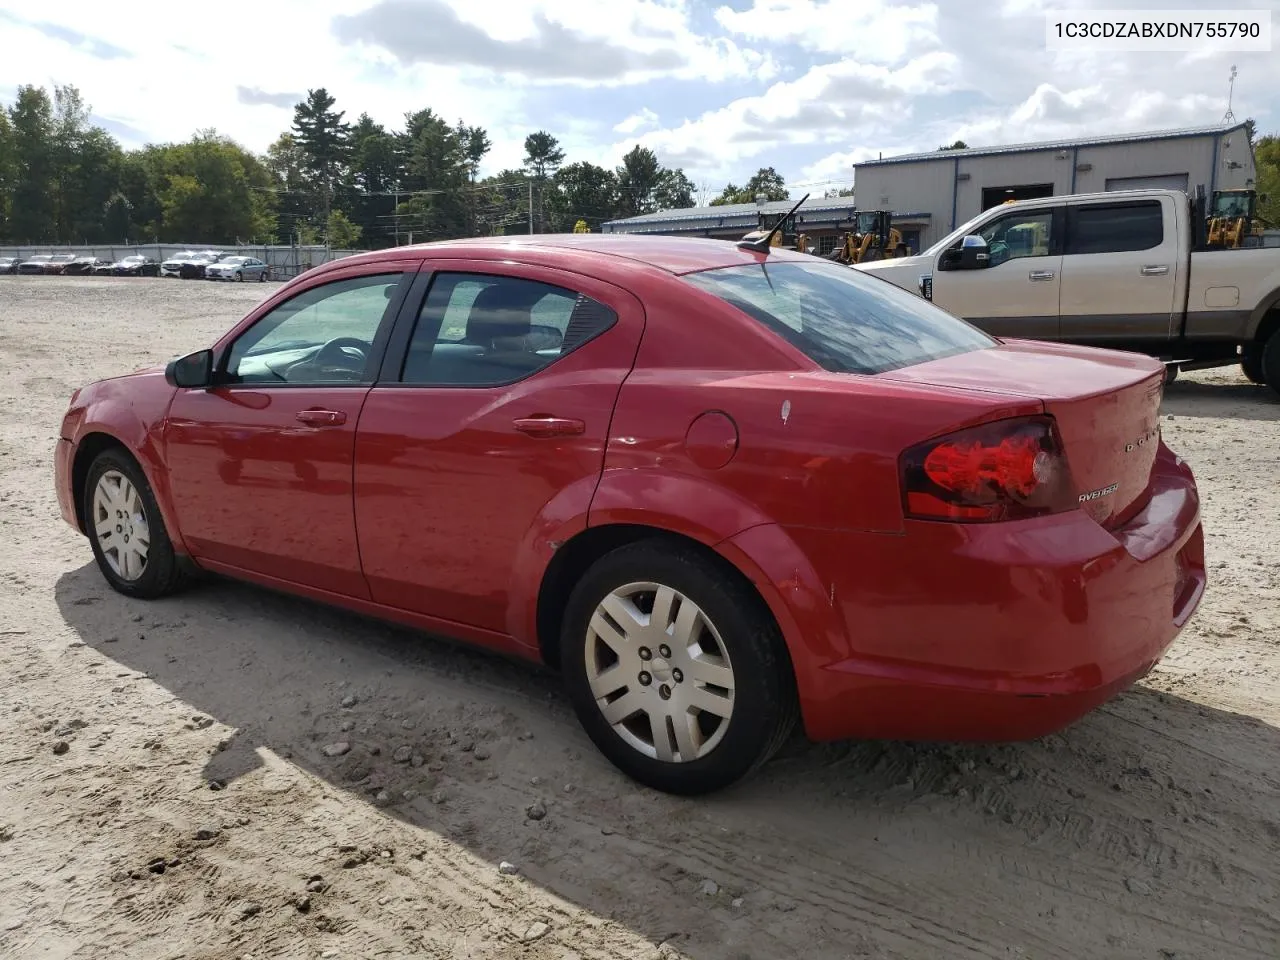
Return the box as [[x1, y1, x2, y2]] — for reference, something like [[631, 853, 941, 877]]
[[54, 233, 1205, 795]]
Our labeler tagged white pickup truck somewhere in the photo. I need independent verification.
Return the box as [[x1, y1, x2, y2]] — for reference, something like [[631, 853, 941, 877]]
[[854, 188, 1280, 394]]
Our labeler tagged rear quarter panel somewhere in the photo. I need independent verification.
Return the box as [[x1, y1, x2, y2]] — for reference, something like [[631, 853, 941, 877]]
[[1185, 247, 1280, 340]]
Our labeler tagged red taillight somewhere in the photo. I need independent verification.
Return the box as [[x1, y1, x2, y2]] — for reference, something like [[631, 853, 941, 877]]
[[900, 416, 1075, 522]]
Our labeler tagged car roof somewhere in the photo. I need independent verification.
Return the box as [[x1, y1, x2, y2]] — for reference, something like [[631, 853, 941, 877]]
[[321, 233, 814, 278]]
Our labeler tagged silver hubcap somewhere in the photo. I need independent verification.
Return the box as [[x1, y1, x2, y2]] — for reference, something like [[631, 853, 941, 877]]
[[92, 470, 150, 581], [585, 582, 735, 763]]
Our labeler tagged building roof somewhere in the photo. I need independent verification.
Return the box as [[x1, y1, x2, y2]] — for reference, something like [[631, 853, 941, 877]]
[[855, 122, 1248, 167], [602, 195, 858, 233]]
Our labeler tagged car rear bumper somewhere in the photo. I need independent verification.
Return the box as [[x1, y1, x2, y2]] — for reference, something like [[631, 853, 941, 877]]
[[54, 438, 79, 532], [735, 444, 1205, 743]]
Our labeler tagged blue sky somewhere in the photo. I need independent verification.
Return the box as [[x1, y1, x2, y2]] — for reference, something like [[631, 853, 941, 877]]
[[1, 0, 1277, 198]]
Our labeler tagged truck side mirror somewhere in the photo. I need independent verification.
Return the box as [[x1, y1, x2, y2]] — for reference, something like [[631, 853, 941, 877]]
[[957, 235, 990, 269]]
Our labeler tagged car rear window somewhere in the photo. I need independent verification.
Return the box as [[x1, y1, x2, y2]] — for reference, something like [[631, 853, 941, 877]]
[[682, 260, 996, 375]]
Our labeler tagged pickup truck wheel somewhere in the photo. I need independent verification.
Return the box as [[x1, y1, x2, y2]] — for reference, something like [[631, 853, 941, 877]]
[[1262, 332, 1280, 397], [1241, 348, 1266, 385], [1163, 364, 1179, 385]]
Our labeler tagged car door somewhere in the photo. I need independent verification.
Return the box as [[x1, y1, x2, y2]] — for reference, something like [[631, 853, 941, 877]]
[[930, 205, 1064, 339], [163, 260, 418, 597], [353, 260, 644, 641], [1058, 196, 1178, 343]]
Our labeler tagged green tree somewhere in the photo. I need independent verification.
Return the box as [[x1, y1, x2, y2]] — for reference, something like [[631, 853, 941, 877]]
[[326, 209, 363, 248], [654, 168, 695, 210], [1255, 133, 1279, 227], [547, 161, 618, 231], [938, 139, 969, 150], [151, 131, 276, 243], [396, 108, 471, 241], [710, 166, 788, 206], [615, 145, 665, 217], [291, 88, 351, 224], [522, 130, 565, 180], [6, 85, 56, 243], [0, 109, 14, 242]]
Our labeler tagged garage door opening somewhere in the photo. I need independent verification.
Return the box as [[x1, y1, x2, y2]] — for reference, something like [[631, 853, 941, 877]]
[[982, 183, 1055, 210]]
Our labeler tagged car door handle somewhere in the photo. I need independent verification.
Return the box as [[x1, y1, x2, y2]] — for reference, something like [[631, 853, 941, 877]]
[[513, 416, 585, 437], [295, 409, 347, 426], [1141, 264, 1169, 276], [1028, 270, 1055, 281]]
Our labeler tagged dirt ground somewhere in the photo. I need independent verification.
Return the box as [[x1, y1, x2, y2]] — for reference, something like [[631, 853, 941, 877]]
[[1, 276, 1277, 960]]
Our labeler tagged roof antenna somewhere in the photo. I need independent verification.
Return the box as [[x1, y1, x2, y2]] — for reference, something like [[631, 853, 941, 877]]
[[738, 192, 809, 253], [1222, 64, 1237, 123]]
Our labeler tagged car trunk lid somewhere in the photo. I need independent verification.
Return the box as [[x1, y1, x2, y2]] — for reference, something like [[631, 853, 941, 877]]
[[879, 340, 1165, 528]]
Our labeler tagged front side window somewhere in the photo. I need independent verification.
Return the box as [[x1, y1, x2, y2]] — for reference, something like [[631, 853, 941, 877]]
[[683, 260, 996, 375], [973, 210, 1055, 266], [401, 273, 616, 386], [224, 273, 402, 384], [1067, 201, 1163, 255]]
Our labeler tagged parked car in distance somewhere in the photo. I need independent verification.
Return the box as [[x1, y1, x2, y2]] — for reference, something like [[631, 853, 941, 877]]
[[854, 187, 1280, 394], [43, 253, 81, 274], [0, 257, 18, 275], [63, 256, 111, 276], [54, 234, 1206, 795], [17, 255, 53, 274], [109, 255, 161, 277], [160, 251, 201, 278], [179, 252, 224, 280], [205, 255, 269, 282]]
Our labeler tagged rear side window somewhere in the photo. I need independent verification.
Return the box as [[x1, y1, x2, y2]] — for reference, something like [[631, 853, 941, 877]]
[[683, 260, 996, 375], [401, 273, 617, 386], [1067, 201, 1163, 255]]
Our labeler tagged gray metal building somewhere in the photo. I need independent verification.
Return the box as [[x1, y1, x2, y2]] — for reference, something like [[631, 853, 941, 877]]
[[601, 197, 933, 257], [853, 122, 1258, 249]]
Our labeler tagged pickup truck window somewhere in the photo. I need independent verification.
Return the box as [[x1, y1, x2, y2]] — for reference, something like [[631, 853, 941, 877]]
[[1066, 201, 1163, 255]]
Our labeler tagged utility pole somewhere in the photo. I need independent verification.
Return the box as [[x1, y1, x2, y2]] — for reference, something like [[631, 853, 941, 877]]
[[529, 179, 534, 234]]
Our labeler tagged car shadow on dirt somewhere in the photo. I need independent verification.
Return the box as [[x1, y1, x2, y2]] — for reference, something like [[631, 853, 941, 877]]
[[54, 565, 1280, 960], [1162, 380, 1280, 421]]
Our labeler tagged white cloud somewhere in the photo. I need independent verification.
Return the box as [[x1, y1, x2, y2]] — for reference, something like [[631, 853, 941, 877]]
[[612, 50, 961, 179], [614, 108, 661, 135], [714, 0, 939, 61]]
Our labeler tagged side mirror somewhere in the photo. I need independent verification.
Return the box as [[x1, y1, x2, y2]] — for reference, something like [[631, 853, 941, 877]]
[[165, 349, 214, 388], [951, 234, 990, 269]]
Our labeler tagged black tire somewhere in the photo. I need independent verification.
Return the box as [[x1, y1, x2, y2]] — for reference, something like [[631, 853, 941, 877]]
[[560, 540, 798, 795], [235, 271, 243, 282], [1163, 363, 1179, 385], [1241, 347, 1266, 385], [1263, 331, 1280, 398], [83, 449, 191, 600]]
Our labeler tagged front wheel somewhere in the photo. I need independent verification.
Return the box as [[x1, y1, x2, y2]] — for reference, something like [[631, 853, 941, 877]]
[[235, 271, 243, 282], [561, 541, 798, 795], [84, 449, 191, 599]]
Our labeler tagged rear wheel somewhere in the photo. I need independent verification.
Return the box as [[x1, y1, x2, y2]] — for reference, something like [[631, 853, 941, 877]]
[[1241, 347, 1266, 385], [84, 449, 190, 599], [1163, 363, 1179, 385], [560, 541, 797, 795], [1263, 331, 1280, 398]]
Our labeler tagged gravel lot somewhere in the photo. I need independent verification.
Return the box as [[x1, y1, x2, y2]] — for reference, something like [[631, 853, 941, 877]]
[[1, 276, 1278, 960]]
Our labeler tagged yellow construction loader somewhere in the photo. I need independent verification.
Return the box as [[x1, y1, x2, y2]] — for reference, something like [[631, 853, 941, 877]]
[[1207, 188, 1269, 248], [826, 211, 910, 264]]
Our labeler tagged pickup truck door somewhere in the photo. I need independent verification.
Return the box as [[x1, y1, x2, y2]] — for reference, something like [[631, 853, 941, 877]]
[[1058, 196, 1178, 343], [930, 205, 1063, 340]]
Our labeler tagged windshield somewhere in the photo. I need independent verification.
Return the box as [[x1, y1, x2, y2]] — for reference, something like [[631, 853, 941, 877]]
[[683, 259, 995, 375]]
